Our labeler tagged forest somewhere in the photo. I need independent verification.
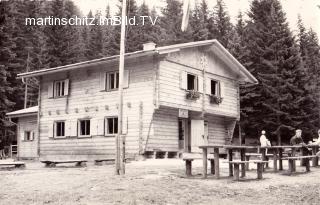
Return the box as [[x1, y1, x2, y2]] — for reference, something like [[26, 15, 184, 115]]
[[0, 0, 320, 144]]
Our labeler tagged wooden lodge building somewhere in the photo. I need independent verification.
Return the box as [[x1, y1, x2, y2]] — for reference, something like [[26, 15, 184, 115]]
[[6, 40, 258, 161]]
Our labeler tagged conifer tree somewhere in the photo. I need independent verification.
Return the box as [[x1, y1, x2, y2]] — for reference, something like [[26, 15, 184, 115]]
[[191, 0, 210, 41], [160, 0, 193, 46], [241, 0, 305, 143], [102, 5, 119, 56], [208, 0, 233, 47]]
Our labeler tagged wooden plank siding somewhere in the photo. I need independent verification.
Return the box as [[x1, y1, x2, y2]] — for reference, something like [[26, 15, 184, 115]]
[[18, 116, 38, 159], [158, 47, 240, 119], [146, 106, 236, 152], [38, 57, 156, 160]]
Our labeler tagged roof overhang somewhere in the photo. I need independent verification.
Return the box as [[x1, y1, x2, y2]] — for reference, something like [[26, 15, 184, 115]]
[[6, 106, 38, 118], [17, 40, 258, 84]]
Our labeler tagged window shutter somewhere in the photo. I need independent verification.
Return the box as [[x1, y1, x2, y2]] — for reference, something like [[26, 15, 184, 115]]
[[30, 131, 35, 141], [198, 76, 204, 93], [90, 118, 98, 136], [65, 120, 70, 137], [64, 79, 69, 96], [48, 122, 54, 138], [206, 78, 211, 95], [220, 81, 225, 98], [70, 120, 78, 137], [48, 82, 54, 98], [123, 70, 129, 88], [180, 71, 187, 90], [100, 71, 106, 91], [21, 130, 25, 141], [97, 118, 105, 136]]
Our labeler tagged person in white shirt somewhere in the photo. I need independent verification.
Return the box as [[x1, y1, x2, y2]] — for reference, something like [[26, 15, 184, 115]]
[[260, 130, 271, 157], [311, 129, 320, 157], [311, 129, 320, 145], [260, 130, 271, 147]]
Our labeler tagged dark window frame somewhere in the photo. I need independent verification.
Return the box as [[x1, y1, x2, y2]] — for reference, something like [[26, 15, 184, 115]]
[[78, 119, 91, 137], [54, 121, 66, 138], [105, 117, 118, 135]]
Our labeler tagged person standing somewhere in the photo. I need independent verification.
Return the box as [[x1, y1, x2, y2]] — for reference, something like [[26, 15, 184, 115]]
[[290, 129, 311, 167]]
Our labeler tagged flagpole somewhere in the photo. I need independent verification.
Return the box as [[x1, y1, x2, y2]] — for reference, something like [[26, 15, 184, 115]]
[[116, 0, 127, 175]]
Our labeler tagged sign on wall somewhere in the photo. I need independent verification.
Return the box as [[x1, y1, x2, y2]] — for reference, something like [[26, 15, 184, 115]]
[[179, 109, 188, 118]]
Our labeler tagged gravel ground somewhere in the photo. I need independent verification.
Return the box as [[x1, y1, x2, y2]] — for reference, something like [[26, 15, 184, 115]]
[[0, 159, 319, 205]]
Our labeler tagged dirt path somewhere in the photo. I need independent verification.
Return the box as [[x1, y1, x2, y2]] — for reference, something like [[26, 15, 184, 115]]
[[0, 159, 319, 205]]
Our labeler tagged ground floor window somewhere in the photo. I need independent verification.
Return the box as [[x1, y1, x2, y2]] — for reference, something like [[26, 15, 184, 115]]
[[106, 117, 118, 135], [24, 131, 34, 141], [55, 121, 65, 138], [78, 119, 90, 137]]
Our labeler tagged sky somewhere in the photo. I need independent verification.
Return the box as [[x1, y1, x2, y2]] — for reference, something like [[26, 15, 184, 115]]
[[74, 0, 320, 38]]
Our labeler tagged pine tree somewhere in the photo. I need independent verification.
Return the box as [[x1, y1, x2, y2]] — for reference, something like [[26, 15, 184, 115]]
[[208, 0, 233, 47], [87, 10, 104, 59], [160, 0, 193, 46], [0, 2, 15, 137], [191, 0, 210, 41], [297, 17, 320, 132], [241, 0, 306, 144], [102, 5, 119, 56]]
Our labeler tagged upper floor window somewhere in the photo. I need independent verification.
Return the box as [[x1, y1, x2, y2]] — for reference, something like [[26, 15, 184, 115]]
[[78, 119, 90, 137], [100, 70, 129, 91], [210, 80, 220, 96], [54, 80, 65, 97], [48, 79, 69, 98], [187, 73, 198, 91], [106, 71, 119, 91], [55, 121, 65, 138]]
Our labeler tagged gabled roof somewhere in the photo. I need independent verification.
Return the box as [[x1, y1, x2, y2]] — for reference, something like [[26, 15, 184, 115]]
[[17, 40, 258, 84], [6, 106, 38, 118]]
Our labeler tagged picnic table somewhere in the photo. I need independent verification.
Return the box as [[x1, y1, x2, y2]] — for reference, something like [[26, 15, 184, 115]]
[[198, 145, 257, 179], [223, 145, 257, 178], [198, 145, 224, 179]]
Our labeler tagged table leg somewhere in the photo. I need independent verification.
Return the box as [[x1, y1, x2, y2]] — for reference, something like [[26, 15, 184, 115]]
[[214, 148, 220, 179], [240, 149, 246, 178], [203, 148, 208, 179], [257, 163, 263, 179], [245, 155, 250, 171], [273, 149, 278, 172], [186, 160, 192, 176], [306, 158, 310, 172], [288, 159, 294, 174], [261, 148, 266, 171], [292, 148, 296, 172], [279, 149, 283, 170], [228, 149, 233, 177], [234, 164, 240, 181], [312, 147, 318, 167], [316, 147, 319, 166]]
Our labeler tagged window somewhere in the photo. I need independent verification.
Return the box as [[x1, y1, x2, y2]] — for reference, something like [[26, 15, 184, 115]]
[[55, 121, 65, 138], [187, 73, 198, 91], [24, 131, 34, 141], [106, 71, 119, 91], [106, 117, 118, 135], [54, 80, 65, 97], [79, 119, 90, 137], [211, 80, 220, 96]]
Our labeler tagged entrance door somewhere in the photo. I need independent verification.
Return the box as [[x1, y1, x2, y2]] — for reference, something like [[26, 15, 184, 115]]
[[178, 119, 187, 150], [191, 120, 207, 152]]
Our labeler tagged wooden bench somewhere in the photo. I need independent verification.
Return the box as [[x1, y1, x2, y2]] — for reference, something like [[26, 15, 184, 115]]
[[182, 153, 215, 176], [226, 160, 268, 181], [41, 160, 87, 167], [94, 159, 115, 165], [282, 155, 317, 174], [0, 161, 25, 169]]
